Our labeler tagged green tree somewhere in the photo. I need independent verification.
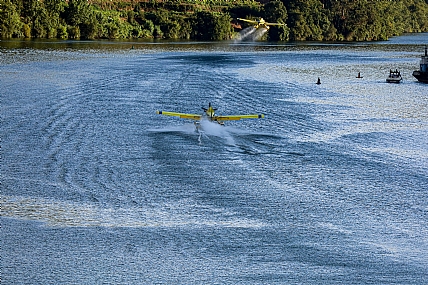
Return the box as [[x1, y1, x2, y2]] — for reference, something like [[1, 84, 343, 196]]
[[44, 0, 65, 38], [408, 0, 428, 32], [229, 4, 262, 19], [213, 13, 233, 40], [263, 1, 288, 41], [141, 18, 155, 34], [194, 11, 216, 40], [194, 11, 232, 40], [65, 0, 98, 39], [32, 3, 49, 38], [285, 0, 330, 41], [153, 25, 163, 38], [163, 19, 182, 39], [0, 0, 22, 38], [66, 0, 90, 26]]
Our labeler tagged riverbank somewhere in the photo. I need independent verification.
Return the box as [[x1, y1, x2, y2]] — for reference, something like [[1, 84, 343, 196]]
[[1, 0, 427, 41]]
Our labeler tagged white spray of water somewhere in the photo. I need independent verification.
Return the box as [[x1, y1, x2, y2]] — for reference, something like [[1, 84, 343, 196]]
[[199, 120, 236, 146], [252, 28, 268, 41], [151, 121, 258, 146], [234, 27, 256, 42], [234, 27, 268, 42]]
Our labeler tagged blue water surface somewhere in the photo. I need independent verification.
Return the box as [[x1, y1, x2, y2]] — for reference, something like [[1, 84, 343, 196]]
[[1, 35, 427, 284]]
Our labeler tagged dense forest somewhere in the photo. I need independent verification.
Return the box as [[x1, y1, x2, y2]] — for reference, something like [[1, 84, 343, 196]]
[[1, 0, 427, 41]]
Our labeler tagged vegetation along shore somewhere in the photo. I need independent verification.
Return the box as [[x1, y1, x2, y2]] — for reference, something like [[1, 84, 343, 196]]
[[1, 0, 427, 41]]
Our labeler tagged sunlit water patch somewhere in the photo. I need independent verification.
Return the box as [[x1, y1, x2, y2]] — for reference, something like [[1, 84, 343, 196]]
[[2, 195, 267, 228]]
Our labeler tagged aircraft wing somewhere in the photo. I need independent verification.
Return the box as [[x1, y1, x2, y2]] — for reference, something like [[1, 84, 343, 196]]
[[215, 114, 264, 121], [265, 22, 285, 26], [237, 18, 258, 24], [156, 110, 201, 120]]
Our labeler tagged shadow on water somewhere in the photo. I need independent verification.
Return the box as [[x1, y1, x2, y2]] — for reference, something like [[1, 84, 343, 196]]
[[158, 53, 255, 67], [1, 34, 426, 52], [0, 38, 240, 51]]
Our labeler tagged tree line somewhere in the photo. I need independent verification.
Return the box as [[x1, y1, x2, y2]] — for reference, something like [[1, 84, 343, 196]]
[[1, 0, 427, 41]]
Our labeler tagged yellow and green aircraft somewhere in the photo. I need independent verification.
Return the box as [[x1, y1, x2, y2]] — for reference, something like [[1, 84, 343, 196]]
[[156, 103, 264, 127], [237, 17, 285, 30]]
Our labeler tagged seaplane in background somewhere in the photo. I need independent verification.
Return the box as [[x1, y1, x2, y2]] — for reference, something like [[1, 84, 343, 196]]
[[156, 103, 264, 129], [237, 17, 285, 30]]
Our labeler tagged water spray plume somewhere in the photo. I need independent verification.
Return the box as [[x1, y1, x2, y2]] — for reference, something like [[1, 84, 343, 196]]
[[199, 120, 236, 146], [253, 28, 268, 41], [234, 27, 267, 42], [234, 27, 256, 42]]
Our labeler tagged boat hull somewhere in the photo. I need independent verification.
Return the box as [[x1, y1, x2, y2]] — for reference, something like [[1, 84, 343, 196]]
[[412, 71, 428, 83], [386, 78, 402, 83]]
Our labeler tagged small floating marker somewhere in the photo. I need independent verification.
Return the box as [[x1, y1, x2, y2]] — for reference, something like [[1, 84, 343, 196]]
[[356, 72, 363, 78], [316, 77, 321, 85]]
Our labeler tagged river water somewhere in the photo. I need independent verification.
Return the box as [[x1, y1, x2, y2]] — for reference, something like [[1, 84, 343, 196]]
[[1, 34, 428, 284]]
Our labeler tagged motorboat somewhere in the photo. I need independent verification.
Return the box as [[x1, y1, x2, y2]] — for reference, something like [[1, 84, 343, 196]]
[[386, 69, 403, 83]]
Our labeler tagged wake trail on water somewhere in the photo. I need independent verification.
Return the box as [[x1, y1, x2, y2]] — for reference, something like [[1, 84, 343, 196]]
[[150, 120, 279, 149], [148, 123, 197, 134]]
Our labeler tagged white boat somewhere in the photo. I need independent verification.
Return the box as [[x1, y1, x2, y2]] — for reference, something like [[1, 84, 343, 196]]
[[386, 69, 402, 83]]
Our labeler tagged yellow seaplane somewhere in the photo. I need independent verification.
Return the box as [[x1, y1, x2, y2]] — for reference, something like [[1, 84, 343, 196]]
[[237, 17, 285, 30], [156, 103, 264, 129]]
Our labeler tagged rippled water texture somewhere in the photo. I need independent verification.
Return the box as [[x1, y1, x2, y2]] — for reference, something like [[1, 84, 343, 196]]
[[1, 35, 428, 284]]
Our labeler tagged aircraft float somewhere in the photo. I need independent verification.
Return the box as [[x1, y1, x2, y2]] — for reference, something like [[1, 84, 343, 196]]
[[156, 103, 264, 128], [237, 17, 285, 30]]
